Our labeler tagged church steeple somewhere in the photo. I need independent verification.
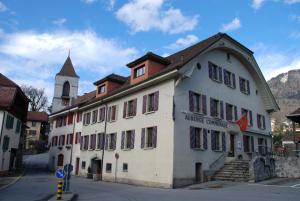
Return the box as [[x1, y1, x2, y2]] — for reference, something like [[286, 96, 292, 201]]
[[56, 56, 79, 78]]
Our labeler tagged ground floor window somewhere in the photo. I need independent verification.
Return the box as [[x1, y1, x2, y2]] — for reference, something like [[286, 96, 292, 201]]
[[190, 127, 208, 150], [211, 130, 221, 151], [57, 154, 64, 166], [81, 161, 86, 169], [243, 135, 254, 153], [123, 163, 128, 172], [106, 163, 112, 173]]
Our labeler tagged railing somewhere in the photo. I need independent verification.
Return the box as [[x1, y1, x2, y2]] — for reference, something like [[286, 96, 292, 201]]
[[209, 153, 226, 171]]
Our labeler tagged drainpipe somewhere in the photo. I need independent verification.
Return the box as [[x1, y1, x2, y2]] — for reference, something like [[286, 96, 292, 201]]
[[100, 103, 108, 181]]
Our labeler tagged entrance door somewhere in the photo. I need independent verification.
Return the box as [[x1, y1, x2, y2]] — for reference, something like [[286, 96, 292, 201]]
[[75, 158, 80, 175], [229, 134, 235, 157], [195, 163, 202, 183]]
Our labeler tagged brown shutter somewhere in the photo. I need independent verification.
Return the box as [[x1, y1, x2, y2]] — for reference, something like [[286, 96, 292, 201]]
[[141, 128, 145, 148], [131, 130, 135, 149], [121, 131, 125, 149], [154, 91, 159, 111], [142, 95, 147, 114], [123, 101, 127, 118], [153, 126, 157, 148], [202, 95, 207, 115], [133, 98, 137, 116], [189, 91, 194, 112]]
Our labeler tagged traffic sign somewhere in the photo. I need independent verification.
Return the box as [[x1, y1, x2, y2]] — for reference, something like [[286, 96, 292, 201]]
[[55, 169, 65, 179]]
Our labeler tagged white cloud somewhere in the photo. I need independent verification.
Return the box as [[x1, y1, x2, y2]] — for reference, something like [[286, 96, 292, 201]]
[[116, 0, 198, 34], [220, 17, 241, 32], [0, 29, 138, 99], [290, 14, 300, 22], [166, 34, 199, 50], [289, 31, 300, 39], [52, 18, 67, 26], [252, 43, 300, 80], [251, 0, 265, 10], [284, 0, 300, 4], [0, 1, 7, 12], [81, 0, 98, 4]]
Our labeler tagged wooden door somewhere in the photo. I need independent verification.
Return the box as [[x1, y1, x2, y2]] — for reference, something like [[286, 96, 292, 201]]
[[75, 158, 80, 175], [195, 163, 202, 183], [230, 134, 235, 157]]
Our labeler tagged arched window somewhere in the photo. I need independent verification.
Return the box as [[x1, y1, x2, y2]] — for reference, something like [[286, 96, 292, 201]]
[[57, 154, 64, 167], [62, 81, 70, 97]]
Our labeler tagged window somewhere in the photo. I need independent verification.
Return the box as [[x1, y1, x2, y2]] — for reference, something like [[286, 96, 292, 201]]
[[258, 138, 268, 155], [2, 136, 9, 152], [210, 98, 224, 119], [59, 135, 65, 146], [123, 99, 137, 118], [52, 136, 58, 146], [92, 110, 98, 123], [32, 121, 36, 127], [99, 107, 106, 122], [223, 69, 236, 88], [243, 135, 254, 153], [107, 133, 116, 150], [97, 133, 104, 149], [67, 113, 73, 125], [75, 132, 81, 144], [123, 163, 128, 172], [106, 163, 112, 173], [83, 135, 89, 150], [83, 112, 91, 125], [241, 108, 253, 126], [108, 105, 117, 122], [6, 115, 14, 129], [121, 130, 134, 150], [76, 112, 82, 123], [57, 154, 64, 166], [208, 62, 222, 82], [141, 126, 157, 149], [66, 133, 73, 145], [81, 161, 86, 169], [257, 114, 266, 129], [189, 91, 206, 114], [142, 91, 159, 113], [225, 103, 236, 121], [62, 81, 70, 97], [239, 77, 250, 94], [190, 127, 208, 149], [98, 84, 106, 94], [134, 64, 145, 78], [211, 130, 221, 151], [90, 134, 96, 150]]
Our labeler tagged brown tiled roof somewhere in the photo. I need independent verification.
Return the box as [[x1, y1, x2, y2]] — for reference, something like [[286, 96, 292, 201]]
[[0, 73, 18, 87], [56, 56, 79, 78], [73, 90, 96, 105], [288, 108, 300, 116], [27, 111, 48, 122], [126, 52, 170, 68], [0, 86, 17, 109], [93, 74, 128, 86]]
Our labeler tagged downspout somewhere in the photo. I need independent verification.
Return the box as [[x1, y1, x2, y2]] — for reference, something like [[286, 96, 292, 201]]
[[100, 103, 108, 180]]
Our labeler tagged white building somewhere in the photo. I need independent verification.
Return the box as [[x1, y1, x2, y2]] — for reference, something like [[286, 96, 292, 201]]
[[0, 73, 29, 175], [48, 33, 279, 188]]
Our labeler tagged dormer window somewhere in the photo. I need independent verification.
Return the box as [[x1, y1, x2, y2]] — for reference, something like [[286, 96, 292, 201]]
[[98, 84, 106, 94], [134, 65, 145, 78]]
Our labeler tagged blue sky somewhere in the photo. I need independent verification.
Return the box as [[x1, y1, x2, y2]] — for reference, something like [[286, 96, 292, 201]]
[[0, 0, 299, 100]]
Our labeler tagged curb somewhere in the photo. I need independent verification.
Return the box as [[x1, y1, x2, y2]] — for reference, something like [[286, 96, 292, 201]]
[[0, 172, 24, 191]]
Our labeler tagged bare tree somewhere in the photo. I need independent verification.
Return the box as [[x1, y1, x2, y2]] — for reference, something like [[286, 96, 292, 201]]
[[21, 85, 48, 112]]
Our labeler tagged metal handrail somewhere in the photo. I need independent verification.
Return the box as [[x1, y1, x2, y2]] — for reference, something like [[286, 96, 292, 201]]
[[209, 153, 226, 170]]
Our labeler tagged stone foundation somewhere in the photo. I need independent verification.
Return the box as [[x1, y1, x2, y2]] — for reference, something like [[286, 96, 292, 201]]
[[274, 156, 300, 178]]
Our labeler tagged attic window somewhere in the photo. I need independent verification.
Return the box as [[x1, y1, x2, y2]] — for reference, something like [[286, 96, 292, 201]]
[[134, 65, 145, 78], [98, 85, 106, 94]]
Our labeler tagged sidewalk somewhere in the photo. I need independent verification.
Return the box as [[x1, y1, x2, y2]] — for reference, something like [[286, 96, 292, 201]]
[[0, 174, 23, 191]]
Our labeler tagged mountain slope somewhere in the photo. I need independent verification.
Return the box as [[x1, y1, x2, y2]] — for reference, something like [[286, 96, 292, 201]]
[[267, 69, 300, 123]]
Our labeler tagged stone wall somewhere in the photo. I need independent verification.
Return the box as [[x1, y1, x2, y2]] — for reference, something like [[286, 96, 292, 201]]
[[249, 156, 276, 182], [274, 156, 300, 178]]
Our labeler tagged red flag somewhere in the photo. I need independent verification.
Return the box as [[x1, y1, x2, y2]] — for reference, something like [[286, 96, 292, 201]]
[[236, 115, 248, 132]]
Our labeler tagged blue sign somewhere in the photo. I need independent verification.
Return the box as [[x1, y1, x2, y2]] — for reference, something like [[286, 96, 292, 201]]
[[64, 164, 73, 173], [55, 169, 65, 179]]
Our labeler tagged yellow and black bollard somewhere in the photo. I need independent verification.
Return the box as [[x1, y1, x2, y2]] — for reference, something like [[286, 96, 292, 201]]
[[56, 179, 63, 200]]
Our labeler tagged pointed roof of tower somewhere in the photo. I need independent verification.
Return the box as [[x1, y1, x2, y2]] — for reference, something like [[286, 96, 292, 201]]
[[56, 56, 79, 78]]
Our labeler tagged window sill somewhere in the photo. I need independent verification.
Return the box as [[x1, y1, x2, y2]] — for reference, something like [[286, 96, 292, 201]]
[[88, 149, 96, 151], [213, 149, 223, 152], [192, 148, 205, 151], [107, 148, 115, 151], [95, 148, 103, 151], [225, 84, 236, 89], [211, 78, 222, 83], [106, 171, 112, 173], [144, 111, 155, 115], [109, 120, 117, 123], [91, 122, 97, 125], [241, 91, 250, 95], [123, 170, 128, 172], [125, 116, 134, 119], [122, 148, 132, 151], [143, 147, 154, 150]]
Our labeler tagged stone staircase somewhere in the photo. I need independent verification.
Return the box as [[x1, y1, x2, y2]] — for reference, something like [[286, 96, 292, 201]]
[[214, 160, 250, 182]]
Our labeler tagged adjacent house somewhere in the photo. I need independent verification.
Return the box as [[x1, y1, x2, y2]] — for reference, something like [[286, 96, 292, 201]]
[[48, 33, 279, 188], [0, 73, 29, 175], [25, 111, 49, 152]]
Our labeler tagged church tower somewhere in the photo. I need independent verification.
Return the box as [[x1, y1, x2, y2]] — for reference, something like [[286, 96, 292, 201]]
[[51, 56, 79, 113]]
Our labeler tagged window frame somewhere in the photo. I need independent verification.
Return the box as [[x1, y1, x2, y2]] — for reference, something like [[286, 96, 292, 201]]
[[92, 110, 98, 124], [211, 98, 220, 118], [145, 127, 154, 148], [194, 127, 203, 149], [98, 84, 106, 94], [123, 163, 128, 172], [134, 64, 145, 78], [106, 163, 112, 173]]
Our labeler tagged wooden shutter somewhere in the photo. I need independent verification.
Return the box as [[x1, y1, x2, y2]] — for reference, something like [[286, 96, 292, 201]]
[[141, 128, 145, 148], [234, 106, 238, 121], [153, 126, 157, 148], [243, 136, 247, 152], [105, 135, 108, 150], [249, 110, 253, 126], [202, 95, 207, 115], [232, 73, 236, 88], [211, 131, 216, 150], [68, 113, 73, 125], [189, 91, 194, 112], [131, 130, 135, 149], [262, 116, 265, 129], [121, 131, 125, 149], [239, 77, 242, 92], [123, 102, 127, 118], [223, 69, 228, 85], [208, 62, 213, 79], [218, 67, 223, 83], [222, 132, 226, 152], [210, 98, 214, 116], [113, 133, 117, 150], [142, 95, 147, 114], [220, 101, 224, 119], [251, 136, 254, 152], [133, 98, 137, 116], [154, 91, 159, 111], [257, 114, 261, 129], [108, 107, 111, 121], [247, 80, 250, 94], [70, 133, 74, 144], [190, 127, 195, 149], [203, 129, 208, 150], [226, 103, 230, 120]]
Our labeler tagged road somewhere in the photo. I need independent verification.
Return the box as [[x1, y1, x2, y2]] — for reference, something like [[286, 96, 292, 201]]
[[0, 153, 300, 201]]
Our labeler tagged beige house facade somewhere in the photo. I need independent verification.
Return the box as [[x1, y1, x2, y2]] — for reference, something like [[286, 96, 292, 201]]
[[48, 33, 279, 188]]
